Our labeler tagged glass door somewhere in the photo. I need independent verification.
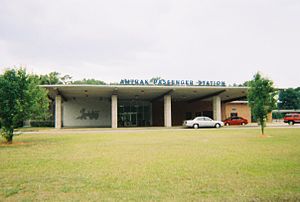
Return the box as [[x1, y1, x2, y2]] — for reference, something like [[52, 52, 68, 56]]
[[130, 112, 137, 126], [118, 101, 151, 127], [119, 112, 137, 127]]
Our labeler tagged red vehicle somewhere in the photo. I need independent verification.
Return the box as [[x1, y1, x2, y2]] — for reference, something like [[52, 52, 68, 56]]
[[223, 117, 248, 126], [284, 113, 300, 125]]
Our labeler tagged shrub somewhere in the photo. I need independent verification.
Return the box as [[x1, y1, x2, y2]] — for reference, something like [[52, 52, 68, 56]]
[[30, 121, 54, 127]]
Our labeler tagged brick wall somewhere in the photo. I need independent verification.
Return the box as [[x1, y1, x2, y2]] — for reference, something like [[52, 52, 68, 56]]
[[222, 103, 252, 123], [221, 103, 273, 123]]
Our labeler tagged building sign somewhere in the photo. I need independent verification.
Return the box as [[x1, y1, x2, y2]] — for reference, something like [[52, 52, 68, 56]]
[[120, 79, 226, 86]]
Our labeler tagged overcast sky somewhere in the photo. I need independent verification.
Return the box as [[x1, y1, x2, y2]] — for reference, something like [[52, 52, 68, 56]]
[[0, 0, 299, 87]]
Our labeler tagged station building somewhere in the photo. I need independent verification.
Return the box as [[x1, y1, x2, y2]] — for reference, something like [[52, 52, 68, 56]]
[[43, 79, 251, 129]]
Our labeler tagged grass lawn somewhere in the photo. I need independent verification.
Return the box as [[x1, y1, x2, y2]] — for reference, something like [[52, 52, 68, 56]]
[[0, 128, 300, 201]]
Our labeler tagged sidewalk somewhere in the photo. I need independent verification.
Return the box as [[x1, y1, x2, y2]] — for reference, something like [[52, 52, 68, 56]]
[[14, 122, 300, 135]]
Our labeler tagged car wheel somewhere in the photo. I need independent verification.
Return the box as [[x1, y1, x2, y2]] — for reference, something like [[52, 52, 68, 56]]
[[241, 122, 245, 126], [225, 123, 229, 126], [215, 123, 221, 128], [288, 121, 294, 125], [193, 124, 199, 129]]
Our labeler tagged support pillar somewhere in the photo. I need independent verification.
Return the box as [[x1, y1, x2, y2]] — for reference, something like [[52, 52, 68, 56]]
[[111, 94, 118, 128], [55, 95, 62, 129], [164, 95, 172, 127], [213, 96, 221, 121]]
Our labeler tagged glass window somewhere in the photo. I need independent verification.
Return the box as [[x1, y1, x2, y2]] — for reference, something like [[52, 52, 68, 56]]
[[231, 113, 238, 117], [204, 117, 212, 121], [186, 112, 193, 120], [124, 106, 130, 113]]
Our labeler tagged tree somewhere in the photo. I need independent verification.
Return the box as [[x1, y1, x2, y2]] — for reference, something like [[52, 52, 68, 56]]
[[278, 88, 300, 110], [61, 74, 72, 85], [247, 72, 277, 135], [39, 72, 61, 85], [72, 78, 106, 85], [0, 68, 49, 143], [241, 81, 250, 87], [39, 72, 73, 85], [39, 72, 106, 85]]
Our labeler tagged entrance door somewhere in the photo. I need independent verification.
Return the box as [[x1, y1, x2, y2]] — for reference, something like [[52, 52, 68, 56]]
[[118, 101, 151, 127], [120, 112, 137, 127], [130, 112, 137, 126]]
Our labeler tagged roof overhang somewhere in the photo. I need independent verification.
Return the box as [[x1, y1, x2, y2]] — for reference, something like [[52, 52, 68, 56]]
[[42, 85, 248, 102]]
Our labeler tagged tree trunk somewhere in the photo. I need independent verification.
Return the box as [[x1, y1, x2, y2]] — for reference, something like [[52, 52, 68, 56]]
[[260, 119, 265, 135], [6, 135, 13, 144]]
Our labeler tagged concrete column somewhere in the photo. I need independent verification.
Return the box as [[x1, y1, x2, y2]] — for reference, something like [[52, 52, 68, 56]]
[[164, 95, 172, 127], [111, 95, 118, 128], [213, 96, 221, 121], [55, 95, 62, 129]]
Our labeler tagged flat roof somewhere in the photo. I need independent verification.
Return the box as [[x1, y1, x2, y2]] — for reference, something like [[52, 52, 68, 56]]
[[42, 85, 248, 102]]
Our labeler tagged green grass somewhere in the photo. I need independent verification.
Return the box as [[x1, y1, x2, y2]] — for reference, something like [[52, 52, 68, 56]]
[[0, 128, 300, 201]]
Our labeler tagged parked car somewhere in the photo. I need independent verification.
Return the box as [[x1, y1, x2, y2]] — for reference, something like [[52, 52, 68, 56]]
[[223, 117, 248, 126], [183, 116, 224, 129], [284, 113, 300, 125]]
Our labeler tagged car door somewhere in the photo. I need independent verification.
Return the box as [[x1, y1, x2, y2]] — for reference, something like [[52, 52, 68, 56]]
[[225, 118, 231, 125], [204, 117, 214, 127], [229, 117, 236, 125], [235, 117, 242, 125], [196, 117, 205, 127], [231, 117, 239, 125]]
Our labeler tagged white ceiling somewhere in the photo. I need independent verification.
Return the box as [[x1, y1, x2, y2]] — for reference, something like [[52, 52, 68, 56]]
[[43, 85, 248, 102]]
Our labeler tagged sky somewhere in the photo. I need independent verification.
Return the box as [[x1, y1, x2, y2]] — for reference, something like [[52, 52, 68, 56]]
[[0, 0, 299, 88]]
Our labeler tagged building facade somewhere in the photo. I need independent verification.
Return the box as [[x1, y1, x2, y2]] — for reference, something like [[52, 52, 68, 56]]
[[43, 84, 250, 128]]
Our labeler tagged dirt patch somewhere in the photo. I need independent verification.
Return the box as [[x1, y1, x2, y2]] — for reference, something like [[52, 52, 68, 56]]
[[258, 134, 272, 138]]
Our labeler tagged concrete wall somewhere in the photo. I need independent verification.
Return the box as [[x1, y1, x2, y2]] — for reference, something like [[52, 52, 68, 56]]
[[63, 97, 111, 127]]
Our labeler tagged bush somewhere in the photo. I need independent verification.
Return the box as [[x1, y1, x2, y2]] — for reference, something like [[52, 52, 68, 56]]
[[30, 120, 54, 127]]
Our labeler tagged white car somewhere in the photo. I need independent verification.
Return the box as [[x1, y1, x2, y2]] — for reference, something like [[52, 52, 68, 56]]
[[183, 116, 224, 129]]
